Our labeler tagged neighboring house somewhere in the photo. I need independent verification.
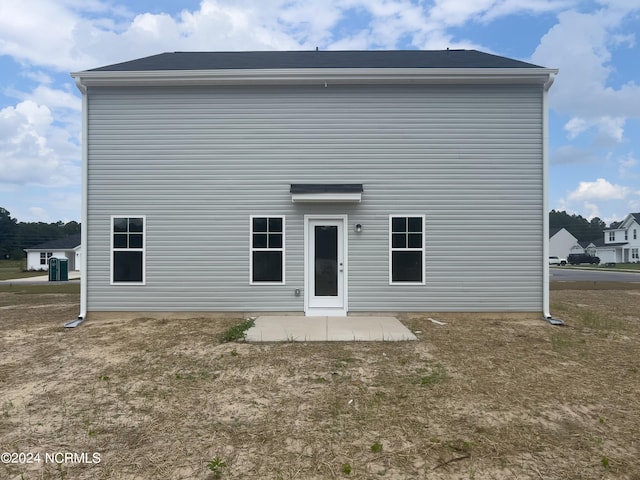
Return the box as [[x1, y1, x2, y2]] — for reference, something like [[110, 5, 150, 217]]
[[24, 234, 81, 271], [71, 50, 557, 318], [549, 227, 577, 259], [570, 240, 598, 257], [596, 213, 640, 263]]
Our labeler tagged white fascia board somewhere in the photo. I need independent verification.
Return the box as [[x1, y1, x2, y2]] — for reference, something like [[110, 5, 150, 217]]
[[71, 67, 558, 88], [291, 193, 362, 203]]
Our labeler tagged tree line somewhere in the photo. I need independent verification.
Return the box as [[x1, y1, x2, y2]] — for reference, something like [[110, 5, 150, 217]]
[[549, 210, 610, 243], [0, 208, 81, 260]]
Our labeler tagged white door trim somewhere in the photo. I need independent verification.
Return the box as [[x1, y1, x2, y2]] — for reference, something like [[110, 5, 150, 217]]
[[304, 214, 348, 316]]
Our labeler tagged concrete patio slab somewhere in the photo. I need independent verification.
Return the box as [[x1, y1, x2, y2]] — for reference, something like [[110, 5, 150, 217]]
[[244, 315, 417, 342]]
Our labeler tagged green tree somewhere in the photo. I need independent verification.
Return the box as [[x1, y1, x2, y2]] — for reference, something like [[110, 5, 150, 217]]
[[549, 210, 604, 242], [0, 207, 81, 260], [0, 208, 18, 259], [63, 221, 81, 236]]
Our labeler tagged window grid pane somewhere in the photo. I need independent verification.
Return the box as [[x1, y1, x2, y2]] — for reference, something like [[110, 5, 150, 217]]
[[113, 217, 128, 232], [253, 217, 267, 232], [114, 234, 128, 248], [268, 217, 282, 232], [392, 233, 406, 249], [408, 217, 422, 232], [268, 233, 283, 248], [129, 218, 143, 232], [253, 234, 268, 248], [391, 217, 406, 233], [408, 233, 422, 248]]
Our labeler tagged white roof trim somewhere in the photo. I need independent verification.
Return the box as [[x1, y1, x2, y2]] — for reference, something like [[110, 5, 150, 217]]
[[72, 67, 558, 89], [291, 192, 362, 203]]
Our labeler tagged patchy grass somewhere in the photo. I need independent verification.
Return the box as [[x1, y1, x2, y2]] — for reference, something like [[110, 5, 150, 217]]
[[220, 318, 255, 343], [0, 259, 45, 280], [0, 286, 639, 479], [0, 283, 80, 294]]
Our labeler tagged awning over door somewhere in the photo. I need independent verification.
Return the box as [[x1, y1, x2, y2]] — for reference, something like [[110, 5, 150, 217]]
[[290, 184, 363, 203]]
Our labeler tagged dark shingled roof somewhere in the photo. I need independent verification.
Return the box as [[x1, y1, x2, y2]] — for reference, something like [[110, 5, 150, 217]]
[[26, 234, 81, 251], [89, 50, 544, 72]]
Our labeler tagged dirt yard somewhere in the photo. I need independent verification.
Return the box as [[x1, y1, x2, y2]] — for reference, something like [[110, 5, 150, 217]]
[[1, 282, 639, 480]]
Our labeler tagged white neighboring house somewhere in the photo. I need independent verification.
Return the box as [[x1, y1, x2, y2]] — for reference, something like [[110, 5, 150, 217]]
[[570, 240, 598, 256], [549, 227, 577, 260], [596, 213, 640, 263], [25, 234, 82, 271]]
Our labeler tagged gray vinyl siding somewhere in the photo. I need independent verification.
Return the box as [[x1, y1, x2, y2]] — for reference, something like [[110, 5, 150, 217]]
[[86, 83, 544, 312]]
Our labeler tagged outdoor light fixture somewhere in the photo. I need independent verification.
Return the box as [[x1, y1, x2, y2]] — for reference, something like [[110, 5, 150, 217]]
[[355, 224, 362, 233]]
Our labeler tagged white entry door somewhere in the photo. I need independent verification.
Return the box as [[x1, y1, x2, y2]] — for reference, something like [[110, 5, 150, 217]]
[[305, 216, 347, 316]]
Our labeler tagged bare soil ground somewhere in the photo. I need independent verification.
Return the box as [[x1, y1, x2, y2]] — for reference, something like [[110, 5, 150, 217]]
[[1, 282, 639, 479]]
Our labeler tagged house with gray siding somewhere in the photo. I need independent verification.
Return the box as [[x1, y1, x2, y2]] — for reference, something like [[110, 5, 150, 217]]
[[71, 50, 557, 319]]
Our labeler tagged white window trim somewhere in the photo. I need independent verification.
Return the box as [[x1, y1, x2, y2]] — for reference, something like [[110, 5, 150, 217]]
[[110, 215, 146, 285], [40, 252, 53, 265], [389, 214, 426, 285], [249, 215, 286, 285]]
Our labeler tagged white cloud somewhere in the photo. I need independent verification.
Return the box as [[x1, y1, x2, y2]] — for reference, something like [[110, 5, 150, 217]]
[[618, 153, 638, 176], [583, 202, 600, 220], [551, 145, 601, 165], [27, 206, 51, 223], [567, 178, 630, 202], [0, 0, 95, 71], [558, 176, 640, 222], [565, 116, 626, 146], [0, 100, 80, 187], [0, 0, 578, 73], [564, 117, 589, 139], [532, 5, 640, 144], [23, 85, 81, 112], [430, 0, 571, 26], [22, 70, 54, 84]]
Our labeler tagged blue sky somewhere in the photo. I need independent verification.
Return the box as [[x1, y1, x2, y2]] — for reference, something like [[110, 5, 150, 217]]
[[1, 0, 639, 224]]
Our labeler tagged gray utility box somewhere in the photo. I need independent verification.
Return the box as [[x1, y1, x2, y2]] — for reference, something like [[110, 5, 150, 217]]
[[48, 257, 69, 281]]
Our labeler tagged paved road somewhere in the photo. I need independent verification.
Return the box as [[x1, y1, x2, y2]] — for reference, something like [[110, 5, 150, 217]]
[[550, 267, 640, 282]]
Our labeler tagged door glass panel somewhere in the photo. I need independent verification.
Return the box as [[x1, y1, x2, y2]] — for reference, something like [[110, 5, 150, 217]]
[[315, 225, 338, 296]]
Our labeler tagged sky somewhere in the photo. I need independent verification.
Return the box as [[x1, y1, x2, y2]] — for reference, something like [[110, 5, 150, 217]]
[[0, 0, 639, 226]]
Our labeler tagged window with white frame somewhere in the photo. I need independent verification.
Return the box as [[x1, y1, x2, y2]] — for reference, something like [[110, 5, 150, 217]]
[[40, 252, 53, 265], [111, 216, 145, 283], [609, 231, 615, 242], [632, 248, 639, 260], [250, 216, 285, 283], [625, 231, 628, 241], [390, 215, 425, 284], [634, 229, 637, 240]]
